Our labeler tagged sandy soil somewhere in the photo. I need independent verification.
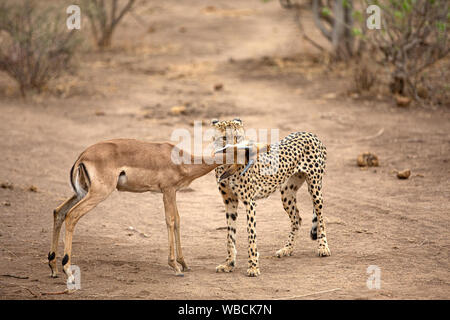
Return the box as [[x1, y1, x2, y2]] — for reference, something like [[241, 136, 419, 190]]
[[0, 0, 449, 300]]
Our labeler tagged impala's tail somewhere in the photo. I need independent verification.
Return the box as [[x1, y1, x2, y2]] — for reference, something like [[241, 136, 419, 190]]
[[70, 159, 91, 199]]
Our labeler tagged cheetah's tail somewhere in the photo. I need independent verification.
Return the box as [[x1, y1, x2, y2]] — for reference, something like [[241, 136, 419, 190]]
[[322, 145, 327, 169]]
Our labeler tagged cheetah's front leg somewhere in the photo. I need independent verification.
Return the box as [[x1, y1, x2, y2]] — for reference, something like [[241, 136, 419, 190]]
[[216, 184, 239, 273], [245, 199, 260, 277]]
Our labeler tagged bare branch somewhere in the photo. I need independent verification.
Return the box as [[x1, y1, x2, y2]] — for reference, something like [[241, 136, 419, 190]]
[[312, 0, 332, 41]]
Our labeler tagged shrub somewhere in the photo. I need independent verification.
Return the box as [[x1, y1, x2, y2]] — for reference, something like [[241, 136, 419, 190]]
[[367, 0, 449, 100], [353, 62, 377, 93], [82, 0, 136, 49], [0, 0, 80, 96]]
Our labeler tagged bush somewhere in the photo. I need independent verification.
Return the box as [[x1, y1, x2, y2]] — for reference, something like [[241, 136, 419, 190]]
[[280, 0, 449, 104], [366, 0, 449, 101], [352, 62, 377, 93], [0, 1, 80, 96], [82, 0, 136, 49]]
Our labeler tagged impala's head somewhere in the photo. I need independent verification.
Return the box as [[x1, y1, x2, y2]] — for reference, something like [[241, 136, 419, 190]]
[[211, 118, 245, 151], [213, 139, 271, 182]]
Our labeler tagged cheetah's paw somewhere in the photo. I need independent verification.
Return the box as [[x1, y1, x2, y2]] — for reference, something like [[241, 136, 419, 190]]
[[246, 266, 260, 277], [275, 247, 293, 258], [318, 246, 331, 257], [216, 263, 234, 273]]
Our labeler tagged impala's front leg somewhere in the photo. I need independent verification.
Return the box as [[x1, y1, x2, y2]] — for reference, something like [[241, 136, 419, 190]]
[[174, 205, 190, 272], [245, 199, 260, 277], [163, 189, 183, 276], [216, 183, 239, 273]]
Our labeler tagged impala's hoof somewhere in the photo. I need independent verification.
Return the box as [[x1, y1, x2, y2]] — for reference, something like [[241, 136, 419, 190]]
[[67, 273, 75, 284], [180, 264, 191, 272]]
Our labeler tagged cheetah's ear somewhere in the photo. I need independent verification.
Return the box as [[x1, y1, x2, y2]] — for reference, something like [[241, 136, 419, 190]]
[[232, 118, 243, 127], [211, 119, 219, 126]]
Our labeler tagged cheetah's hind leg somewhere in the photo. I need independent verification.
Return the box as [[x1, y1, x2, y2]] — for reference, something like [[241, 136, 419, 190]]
[[276, 173, 305, 258], [306, 175, 331, 257]]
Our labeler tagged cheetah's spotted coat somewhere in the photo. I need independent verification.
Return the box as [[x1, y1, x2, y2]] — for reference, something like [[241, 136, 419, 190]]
[[212, 119, 330, 277]]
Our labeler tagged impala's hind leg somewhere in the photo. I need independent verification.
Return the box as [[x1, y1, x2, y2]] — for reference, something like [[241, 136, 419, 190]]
[[48, 195, 79, 278], [276, 173, 305, 258], [62, 174, 115, 284]]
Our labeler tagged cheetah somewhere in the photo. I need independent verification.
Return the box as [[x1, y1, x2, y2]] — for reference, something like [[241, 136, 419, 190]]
[[211, 118, 331, 277]]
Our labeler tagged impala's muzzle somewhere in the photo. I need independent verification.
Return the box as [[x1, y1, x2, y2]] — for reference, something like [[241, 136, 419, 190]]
[[214, 142, 257, 176]]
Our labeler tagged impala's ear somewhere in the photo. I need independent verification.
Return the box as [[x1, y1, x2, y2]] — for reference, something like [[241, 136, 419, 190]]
[[238, 142, 270, 176]]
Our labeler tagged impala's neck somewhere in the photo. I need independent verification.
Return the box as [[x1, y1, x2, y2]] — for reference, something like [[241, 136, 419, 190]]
[[184, 154, 224, 179]]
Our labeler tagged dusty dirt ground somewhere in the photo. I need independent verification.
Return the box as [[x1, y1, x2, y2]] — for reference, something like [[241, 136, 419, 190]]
[[0, 0, 449, 300]]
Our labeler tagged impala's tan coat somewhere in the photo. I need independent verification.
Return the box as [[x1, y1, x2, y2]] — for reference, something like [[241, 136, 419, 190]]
[[48, 138, 245, 282]]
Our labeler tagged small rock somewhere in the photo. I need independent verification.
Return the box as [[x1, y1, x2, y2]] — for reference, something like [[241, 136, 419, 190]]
[[397, 169, 411, 179], [189, 120, 208, 126], [28, 185, 38, 192], [1, 182, 13, 190], [357, 152, 379, 167], [214, 83, 223, 91], [95, 111, 105, 116], [170, 105, 186, 115], [395, 95, 412, 107], [203, 6, 216, 12], [323, 92, 337, 99], [3, 201, 11, 206]]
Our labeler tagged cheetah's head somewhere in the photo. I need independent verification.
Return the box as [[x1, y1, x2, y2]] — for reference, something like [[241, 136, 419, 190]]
[[210, 118, 245, 151]]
